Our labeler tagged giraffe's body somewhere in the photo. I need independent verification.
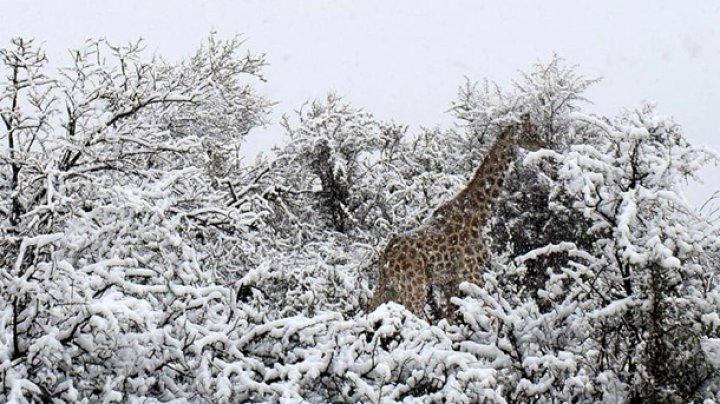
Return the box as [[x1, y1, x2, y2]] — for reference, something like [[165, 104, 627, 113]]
[[370, 119, 537, 319]]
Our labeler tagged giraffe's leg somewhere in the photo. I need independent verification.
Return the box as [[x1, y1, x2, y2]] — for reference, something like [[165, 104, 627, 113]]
[[398, 249, 427, 317], [435, 252, 461, 322], [444, 247, 487, 322], [371, 267, 402, 311], [441, 277, 460, 322], [369, 279, 384, 312], [459, 244, 487, 287], [461, 258, 483, 286], [405, 288, 425, 317], [370, 239, 404, 311], [402, 269, 427, 317]]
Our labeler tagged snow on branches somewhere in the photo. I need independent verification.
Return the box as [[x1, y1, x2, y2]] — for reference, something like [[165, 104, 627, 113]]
[[1, 38, 719, 404]]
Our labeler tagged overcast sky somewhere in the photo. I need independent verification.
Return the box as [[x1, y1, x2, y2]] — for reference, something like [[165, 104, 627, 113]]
[[2, 0, 718, 207]]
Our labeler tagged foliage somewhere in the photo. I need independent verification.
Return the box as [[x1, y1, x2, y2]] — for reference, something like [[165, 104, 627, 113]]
[[1, 37, 719, 403]]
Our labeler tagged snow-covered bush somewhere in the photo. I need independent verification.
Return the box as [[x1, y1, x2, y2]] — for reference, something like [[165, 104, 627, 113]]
[[460, 102, 720, 403], [531, 104, 720, 401], [2, 36, 719, 403], [275, 94, 401, 234], [0, 35, 273, 401]]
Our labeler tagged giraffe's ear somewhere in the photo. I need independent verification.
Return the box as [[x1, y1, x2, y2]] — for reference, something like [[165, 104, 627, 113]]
[[520, 113, 532, 135]]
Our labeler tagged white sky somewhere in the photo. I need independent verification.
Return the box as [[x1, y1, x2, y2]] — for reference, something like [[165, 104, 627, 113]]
[[2, 0, 719, 207]]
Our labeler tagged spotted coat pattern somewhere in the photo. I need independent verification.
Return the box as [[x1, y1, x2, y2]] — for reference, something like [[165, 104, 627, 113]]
[[370, 121, 533, 320]]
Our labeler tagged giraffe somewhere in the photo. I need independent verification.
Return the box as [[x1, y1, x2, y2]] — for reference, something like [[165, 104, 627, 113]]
[[369, 115, 543, 320]]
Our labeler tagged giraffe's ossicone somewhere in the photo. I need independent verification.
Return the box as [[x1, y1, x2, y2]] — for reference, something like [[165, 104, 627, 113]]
[[370, 116, 542, 321]]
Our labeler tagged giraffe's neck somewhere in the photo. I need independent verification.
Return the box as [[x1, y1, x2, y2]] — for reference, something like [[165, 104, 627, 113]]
[[431, 128, 517, 233], [466, 128, 517, 210]]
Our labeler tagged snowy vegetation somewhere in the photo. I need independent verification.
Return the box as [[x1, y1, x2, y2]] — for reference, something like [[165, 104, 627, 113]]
[[1, 35, 719, 403]]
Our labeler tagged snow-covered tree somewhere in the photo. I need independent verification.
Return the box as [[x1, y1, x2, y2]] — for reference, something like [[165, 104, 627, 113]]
[[273, 93, 403, 234], [2, 36, 719, 403], [540, 104, 720, 401], [452, 102, 720, 403], [0, 34, 273, 401]]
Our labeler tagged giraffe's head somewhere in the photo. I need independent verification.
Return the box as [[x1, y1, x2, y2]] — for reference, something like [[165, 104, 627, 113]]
[[512, 114, 547, 151]]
